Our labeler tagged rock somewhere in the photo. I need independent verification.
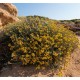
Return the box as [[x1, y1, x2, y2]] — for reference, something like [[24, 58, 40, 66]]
[[0, 3, 19, 26]]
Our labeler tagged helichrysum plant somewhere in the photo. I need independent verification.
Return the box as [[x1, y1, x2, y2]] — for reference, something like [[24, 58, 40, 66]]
[[4, 16, 79, 69]]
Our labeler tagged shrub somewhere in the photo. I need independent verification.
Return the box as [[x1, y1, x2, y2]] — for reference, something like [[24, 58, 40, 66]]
[[4, 16, 79, 69]]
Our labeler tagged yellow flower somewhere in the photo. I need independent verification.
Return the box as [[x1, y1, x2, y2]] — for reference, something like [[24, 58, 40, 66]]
[[53, 52, 58, 56], [31, 53, 35, 57], [26, 54, 29, 57]]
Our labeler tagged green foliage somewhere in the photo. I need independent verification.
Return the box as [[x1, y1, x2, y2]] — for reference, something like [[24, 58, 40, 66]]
[[4, 16, 79, 69]]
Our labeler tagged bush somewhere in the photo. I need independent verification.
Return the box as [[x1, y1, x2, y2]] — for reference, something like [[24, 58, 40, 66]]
[[4, 16, 79, 69]]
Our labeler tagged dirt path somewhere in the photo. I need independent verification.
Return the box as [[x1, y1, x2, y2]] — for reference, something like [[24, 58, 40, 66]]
[[0, 36, 80, 77], [62, 36, 80, 77], [62, 48, 80, 77]]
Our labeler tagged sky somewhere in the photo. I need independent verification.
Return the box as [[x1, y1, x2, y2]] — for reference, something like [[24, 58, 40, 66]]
[[13, 3, 80, 20]]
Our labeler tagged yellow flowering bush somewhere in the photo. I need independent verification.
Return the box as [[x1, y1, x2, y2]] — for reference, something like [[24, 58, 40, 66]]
[[4, 16, 79, 69]]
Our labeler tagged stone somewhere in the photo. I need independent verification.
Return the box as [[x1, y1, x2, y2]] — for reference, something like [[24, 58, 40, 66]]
[[0, 3, 19, 26]]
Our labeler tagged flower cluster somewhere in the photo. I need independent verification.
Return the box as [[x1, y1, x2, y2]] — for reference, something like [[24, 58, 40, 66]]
[[4, 16, 79, 69]]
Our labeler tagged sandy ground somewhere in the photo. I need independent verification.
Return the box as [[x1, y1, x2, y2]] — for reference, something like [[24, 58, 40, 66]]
[[0, 36, 80, 77], [62, 48, 80, 77], [0, 64, 54, 77], [62, 36, 80, 77]]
